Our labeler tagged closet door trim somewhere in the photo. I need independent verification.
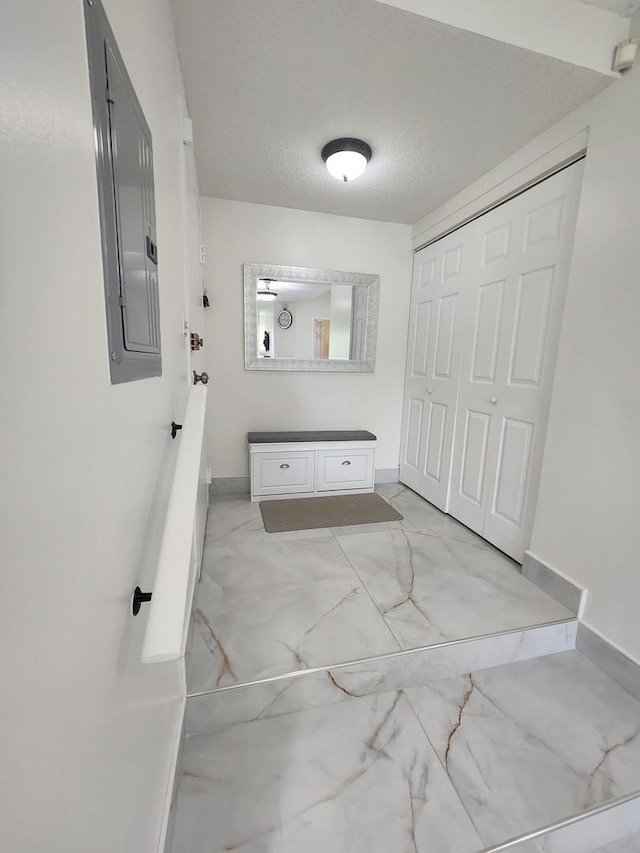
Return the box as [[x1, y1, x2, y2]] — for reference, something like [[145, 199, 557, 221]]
[[413, 151, 586, 256]]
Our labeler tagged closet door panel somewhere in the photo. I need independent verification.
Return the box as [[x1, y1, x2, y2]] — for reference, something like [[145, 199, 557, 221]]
[[483, 161, 585, 559], [399, 233, 468, 509], [404, 397, 424, 474], [508, 267, 554, 386], [491, 416, 534, 526], [399, 247, 437, 493], [433, 293, 458, 378], [471, 279, 504, 383], [448, 201, 517, 534], [411, 300, 432, 376], [459, 410, 491, 507], [424, 401, 447, 483]]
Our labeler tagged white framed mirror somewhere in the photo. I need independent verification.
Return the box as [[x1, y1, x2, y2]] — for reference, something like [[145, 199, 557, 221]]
[[243, 263, 379, 372]]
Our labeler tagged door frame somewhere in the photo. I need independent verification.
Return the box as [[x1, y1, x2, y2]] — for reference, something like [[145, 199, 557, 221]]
[[414, 150, 586, 255], [413, 125, 589, 251]]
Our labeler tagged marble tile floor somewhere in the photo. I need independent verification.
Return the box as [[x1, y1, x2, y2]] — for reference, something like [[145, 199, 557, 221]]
[[406, 650, 640, 847], [173, 690, 484, 853], [172, 651, 640, 853], [187, 485, 572, 694]]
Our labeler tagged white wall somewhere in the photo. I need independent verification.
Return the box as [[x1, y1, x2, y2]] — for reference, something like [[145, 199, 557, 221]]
[[0, 2, 193, 851], [529, 63, 640, 662], [201, 198, 412, 476], [271, 292, 332, 359], [411, 65, 640, 661]]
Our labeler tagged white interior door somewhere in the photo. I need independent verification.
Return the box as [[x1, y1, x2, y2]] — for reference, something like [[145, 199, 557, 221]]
[[448, 161, 584, 559], [399, 231, 467, 510]]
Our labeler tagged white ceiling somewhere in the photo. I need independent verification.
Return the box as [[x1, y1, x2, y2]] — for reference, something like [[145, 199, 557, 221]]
[[171, 0, 612, 224], [263, 281, 330, 303], [579, 0, 640, 14]]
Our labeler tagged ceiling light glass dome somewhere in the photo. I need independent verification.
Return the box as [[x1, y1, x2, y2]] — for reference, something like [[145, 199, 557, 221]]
[[321, 138, 372, 182]]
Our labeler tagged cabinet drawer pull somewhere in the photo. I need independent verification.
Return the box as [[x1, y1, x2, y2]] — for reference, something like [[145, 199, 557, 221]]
[[280, 463, 290, 469], [342, 460, 351, 466]]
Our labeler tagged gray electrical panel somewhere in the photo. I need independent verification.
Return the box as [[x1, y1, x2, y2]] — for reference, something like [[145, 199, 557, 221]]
[[85, 0, 162, 383]]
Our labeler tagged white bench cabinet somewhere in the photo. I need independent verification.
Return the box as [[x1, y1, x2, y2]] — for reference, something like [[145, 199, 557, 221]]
[[248, 431, 377, 502]]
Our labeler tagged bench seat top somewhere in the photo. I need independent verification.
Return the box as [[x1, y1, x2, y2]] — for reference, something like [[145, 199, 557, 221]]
[[248, 430, 376, 444]]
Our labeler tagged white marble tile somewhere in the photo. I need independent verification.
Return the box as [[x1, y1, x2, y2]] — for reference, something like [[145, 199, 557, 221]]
[[406, 650, 640, 846], [338, 528, 572, 648], [373, 483, 496, 549], [204, 493, 333, 547], [331, 518, 406, 537], [187, 537, 399, 693], [186, 621, 577, 734], [172, 692, 483, 853]]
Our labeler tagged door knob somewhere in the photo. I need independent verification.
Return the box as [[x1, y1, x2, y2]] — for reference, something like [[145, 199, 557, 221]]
[[426, 388, 433, 395], [193, 371, 209, 385], [489, 396, 497, 405], [132, 586, 152, 616]]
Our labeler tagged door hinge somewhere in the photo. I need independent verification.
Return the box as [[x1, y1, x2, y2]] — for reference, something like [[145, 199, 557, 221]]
[[199, 244, 206, 264], [119, 294, 127, 308], [106, 87, 114, 104]]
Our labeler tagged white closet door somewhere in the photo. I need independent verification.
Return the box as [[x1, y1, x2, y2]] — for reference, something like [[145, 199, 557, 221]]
[[448, 161, 584, 560], [399, 231, 467, 509]]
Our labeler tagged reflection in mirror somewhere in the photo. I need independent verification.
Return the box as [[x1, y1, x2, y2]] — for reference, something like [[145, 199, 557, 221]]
[[244, 264, 379, 372], [256, 281, 368, 361]]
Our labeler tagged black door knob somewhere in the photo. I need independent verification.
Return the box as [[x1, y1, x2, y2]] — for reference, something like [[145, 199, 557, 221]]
[[132, 586, 152, 616], [193, 371, 209, 385]]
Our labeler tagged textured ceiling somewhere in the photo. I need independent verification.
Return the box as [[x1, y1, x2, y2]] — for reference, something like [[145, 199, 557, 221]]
[[171, 0, 612, 224], [266, 282, 330, 303], [579, 0, 640, 15]]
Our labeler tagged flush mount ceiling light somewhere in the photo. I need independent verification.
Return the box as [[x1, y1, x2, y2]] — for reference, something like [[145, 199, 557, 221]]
[[322, 138, 372, 182], [256, 279, 278, 301]]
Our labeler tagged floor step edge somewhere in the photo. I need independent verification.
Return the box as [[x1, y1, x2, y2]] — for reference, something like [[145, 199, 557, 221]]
[[186, 618, 577, 734], [481, 789, 640, 853]]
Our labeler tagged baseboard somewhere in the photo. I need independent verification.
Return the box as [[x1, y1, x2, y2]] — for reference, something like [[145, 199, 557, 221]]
[[576, 623, 640, 704], [521, 552, 587, 616], [374, 467, 400, 484], [211, 471, 398, 494], [210, 476, 250, 496], [158, 695, 186, 853]]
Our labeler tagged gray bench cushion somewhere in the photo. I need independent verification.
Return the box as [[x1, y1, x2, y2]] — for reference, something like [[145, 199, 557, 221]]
[[248, 430, 376, 444]]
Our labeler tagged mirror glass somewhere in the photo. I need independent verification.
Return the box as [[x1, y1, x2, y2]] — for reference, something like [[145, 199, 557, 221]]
[[244, 263, 379, 372]]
